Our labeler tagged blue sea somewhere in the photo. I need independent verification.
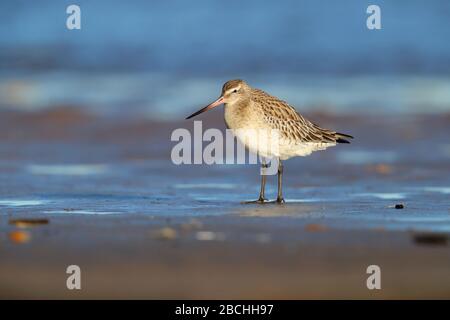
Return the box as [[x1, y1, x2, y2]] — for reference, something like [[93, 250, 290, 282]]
[[0, 0, 449, 118]]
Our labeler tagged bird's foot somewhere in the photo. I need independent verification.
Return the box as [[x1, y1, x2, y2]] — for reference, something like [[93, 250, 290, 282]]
[[241, 197, 269, 204], [268, 197, 285, 204]]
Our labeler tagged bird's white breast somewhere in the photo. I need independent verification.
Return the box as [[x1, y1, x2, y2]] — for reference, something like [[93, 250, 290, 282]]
[[224, 102, 281, 158]]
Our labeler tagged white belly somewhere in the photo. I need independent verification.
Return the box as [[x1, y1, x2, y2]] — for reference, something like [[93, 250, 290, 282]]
[[277, 140, 337, 160], [232, 128, 276, 158]]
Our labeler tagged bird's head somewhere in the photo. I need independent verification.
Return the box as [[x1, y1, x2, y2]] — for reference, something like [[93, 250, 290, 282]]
[[186, 79, 250, 119]]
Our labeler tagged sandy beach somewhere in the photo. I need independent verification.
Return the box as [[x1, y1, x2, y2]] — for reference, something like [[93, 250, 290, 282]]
[[1, 108, 449, 299]]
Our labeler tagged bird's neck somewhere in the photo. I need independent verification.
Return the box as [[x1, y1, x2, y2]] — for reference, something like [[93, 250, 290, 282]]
[[224, 98, 253, 129]]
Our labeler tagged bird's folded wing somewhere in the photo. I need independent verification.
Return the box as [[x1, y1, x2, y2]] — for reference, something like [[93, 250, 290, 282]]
[[252, 89, 339, 143]]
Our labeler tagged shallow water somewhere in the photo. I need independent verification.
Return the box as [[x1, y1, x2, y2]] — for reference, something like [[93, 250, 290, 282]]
[[27, 164, 109, 175], [2, 73, 450, 119], [0, 108, 449, 233], [354, 193, 406, 200], [0, 200, 48, 207], [42, 210, 120, 215], [1, 164, 449, 231]]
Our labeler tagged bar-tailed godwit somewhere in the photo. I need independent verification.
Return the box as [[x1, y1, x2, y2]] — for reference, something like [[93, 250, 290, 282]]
[[186, 79, 353, 204]]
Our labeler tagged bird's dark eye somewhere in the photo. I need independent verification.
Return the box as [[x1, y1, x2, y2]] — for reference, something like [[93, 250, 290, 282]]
[[233, 89, 238, 93]]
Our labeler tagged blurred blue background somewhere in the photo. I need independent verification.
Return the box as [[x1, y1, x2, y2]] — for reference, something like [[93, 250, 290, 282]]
[[1, 0, 450, 118]]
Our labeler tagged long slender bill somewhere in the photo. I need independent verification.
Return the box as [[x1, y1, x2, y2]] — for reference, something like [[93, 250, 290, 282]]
[[186, 96, 224, 119]]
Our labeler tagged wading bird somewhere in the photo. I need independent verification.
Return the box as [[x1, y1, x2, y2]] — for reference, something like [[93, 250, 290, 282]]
[[186, 79, 353, 204]]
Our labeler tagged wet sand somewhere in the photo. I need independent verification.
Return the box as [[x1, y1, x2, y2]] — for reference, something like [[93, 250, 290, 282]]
[[0, 108, 449, 299]]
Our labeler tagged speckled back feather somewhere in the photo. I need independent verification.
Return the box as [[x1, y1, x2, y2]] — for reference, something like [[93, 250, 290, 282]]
[[250, 88, 352, 144]]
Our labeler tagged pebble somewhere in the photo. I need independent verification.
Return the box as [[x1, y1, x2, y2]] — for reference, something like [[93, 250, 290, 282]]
[[9, 218, 49, 228], [413, 233, 448, 246], [9, 230, 31, 244]]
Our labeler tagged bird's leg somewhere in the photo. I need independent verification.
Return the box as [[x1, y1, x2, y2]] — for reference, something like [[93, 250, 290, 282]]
[[267, 158, 285, 204], [241, 159, 268, 204], [258, 161, 268, 201], [275, 159, 285, 203]]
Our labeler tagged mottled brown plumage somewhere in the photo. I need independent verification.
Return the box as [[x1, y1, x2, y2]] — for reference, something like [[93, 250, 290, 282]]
[[249, 86, 351, 145]]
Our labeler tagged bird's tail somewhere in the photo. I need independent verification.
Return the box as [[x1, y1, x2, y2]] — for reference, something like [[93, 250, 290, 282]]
[[335, 132, 354, 144]]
